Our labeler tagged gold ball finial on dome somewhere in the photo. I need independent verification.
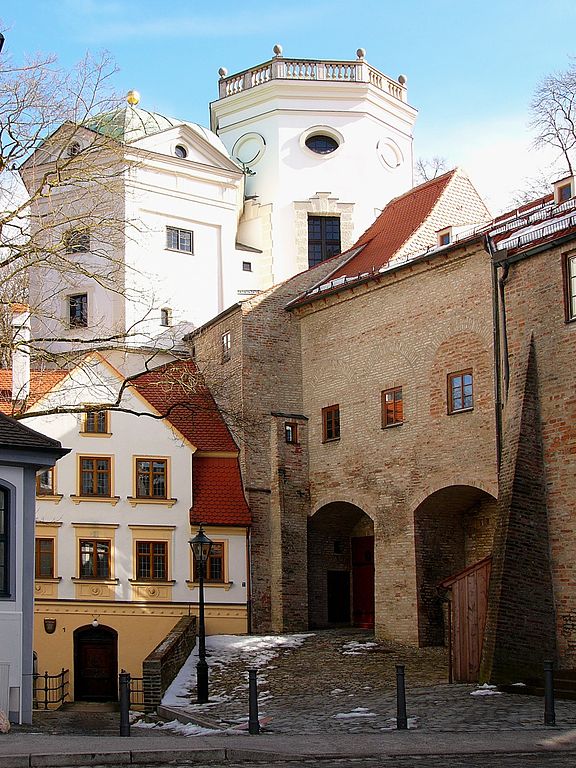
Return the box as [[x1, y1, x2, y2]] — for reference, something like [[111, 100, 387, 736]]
[[126, 89, 140, 106]]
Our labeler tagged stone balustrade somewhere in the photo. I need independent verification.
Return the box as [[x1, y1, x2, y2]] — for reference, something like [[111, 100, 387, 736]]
[[218, 56, 407, 102]]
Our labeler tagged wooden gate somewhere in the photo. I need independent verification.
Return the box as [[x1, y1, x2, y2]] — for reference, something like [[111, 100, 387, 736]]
[[440, 556, 491, 682], [74, 625, 118, 701]]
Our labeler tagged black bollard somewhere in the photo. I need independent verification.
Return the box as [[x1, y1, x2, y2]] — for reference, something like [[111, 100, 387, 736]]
[[544, 660, 556, 726], [248, 669, 260, 735], [396, 664, 408, 730], [119, 670, 131, 737]]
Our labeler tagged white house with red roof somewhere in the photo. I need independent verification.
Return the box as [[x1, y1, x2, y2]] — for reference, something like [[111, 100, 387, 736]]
[[0, 351, 250, 703]]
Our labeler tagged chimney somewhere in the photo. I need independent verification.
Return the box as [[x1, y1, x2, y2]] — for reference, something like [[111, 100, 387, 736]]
[[11, 304, 31, 402]]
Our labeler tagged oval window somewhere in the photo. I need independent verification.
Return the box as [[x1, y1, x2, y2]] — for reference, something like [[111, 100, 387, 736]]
[[174, 144, 188, 159], [305, 135, 339, 154]]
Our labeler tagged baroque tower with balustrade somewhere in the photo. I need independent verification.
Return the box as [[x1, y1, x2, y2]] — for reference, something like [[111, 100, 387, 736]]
[[212, 46, 418, 288]]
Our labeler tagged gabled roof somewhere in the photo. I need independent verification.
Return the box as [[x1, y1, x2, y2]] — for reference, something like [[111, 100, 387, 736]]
[[0, 370, 69, 417], [190, 456, 250, 527], [130, 359, 238, 453], [288, 168, 490, 308], [328, 169, 457, 280]]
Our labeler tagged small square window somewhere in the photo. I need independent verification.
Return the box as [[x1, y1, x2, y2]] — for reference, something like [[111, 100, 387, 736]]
[[83, 410, 108, 434], [285, 422, 298, 444], [438, 231, 451, 246], [242, 261, 252, 272], [382, 387, 403, 427], [166, 226, 193, 253], [322, 404, 340, 442], [160, 307, 172, 327], [64, 228, 90, 253], [36, 468, 55, 496], [221, 331, 231, 363], [558, 183, 572, 203], [448, 370, 474, 413], [69, 293, 88, 327]]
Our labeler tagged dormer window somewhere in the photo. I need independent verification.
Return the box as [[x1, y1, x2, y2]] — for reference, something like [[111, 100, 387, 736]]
[[438, 228, 452, 246], [554, 176, 575, 205]]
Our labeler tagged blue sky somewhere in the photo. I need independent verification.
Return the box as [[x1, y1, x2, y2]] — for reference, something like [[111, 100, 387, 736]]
[[2, 0, 574, 211]]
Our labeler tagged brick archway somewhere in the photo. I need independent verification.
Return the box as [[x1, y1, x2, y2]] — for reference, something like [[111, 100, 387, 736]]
[[308, 501, 374, 630], [413, 485, 497, 647]]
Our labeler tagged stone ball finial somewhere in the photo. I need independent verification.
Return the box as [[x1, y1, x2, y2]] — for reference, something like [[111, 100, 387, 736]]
[[218, 67, 228, 78], [356, 48, 366, 60], [398, 74, 407, 85], [273, 43, 283, 57], [126, 89, 140, 106]]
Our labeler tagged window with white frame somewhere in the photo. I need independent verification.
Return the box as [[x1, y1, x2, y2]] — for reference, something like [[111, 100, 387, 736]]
[[166, 226, 193, 253]]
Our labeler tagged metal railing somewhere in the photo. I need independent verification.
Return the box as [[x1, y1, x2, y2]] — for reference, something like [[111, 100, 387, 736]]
[[33, 668, 69, 710]]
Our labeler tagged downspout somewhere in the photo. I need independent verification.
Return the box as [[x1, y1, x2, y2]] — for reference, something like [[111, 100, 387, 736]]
[[485, 235, 509, 471]]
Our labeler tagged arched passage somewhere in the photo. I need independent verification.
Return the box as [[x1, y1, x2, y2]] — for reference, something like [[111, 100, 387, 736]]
[[73, 624, 118, 701], [308, 501, 374, 629], [413, 485, 498, 648]]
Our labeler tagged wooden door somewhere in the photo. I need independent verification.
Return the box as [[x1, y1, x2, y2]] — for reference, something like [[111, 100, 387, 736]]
[[352, 536, 375, 629], [327, 571, 351, 624], [74, 626, 118, 701], [441, 556, 491, 682]]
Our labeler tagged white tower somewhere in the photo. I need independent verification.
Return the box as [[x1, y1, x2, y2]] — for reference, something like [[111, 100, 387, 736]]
[[212, 46, 418, 287]]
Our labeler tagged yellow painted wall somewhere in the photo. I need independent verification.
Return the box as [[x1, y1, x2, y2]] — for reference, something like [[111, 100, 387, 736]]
[[34, 601, 247, 700]]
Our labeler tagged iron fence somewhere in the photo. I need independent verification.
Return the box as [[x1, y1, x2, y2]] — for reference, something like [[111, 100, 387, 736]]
[[33, 668, 69, 710]]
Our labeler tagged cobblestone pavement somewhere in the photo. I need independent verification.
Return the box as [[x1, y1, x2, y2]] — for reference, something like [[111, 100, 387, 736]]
[[14, 629, 576, 738], [168, 629, 576, 735]]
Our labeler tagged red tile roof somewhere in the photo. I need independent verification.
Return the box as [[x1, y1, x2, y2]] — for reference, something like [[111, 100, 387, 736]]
[[328, 169, 457, 280], [0, 369, 68, 416], [131, 359, 238, 452], [190, 456, 251, 526]]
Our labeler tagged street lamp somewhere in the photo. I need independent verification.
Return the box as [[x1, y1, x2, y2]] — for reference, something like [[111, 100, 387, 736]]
[[190, 524, 213, 704]]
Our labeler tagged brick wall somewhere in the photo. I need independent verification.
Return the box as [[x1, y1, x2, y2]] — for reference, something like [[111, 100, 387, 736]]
[[142, 616, 197, 712], [296, 242, 498, 645]]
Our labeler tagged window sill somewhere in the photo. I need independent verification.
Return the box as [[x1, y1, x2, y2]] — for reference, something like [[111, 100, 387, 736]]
[[186, 580, 233, 591], [448, 407, 474, 415], [127, 497, 177, 507], [322, 437, 340, 444], [382, 422, 403, 429], [129, 579, 176, 586], [34, 576, 62, 583], [71, 577, 119, 584], [71, 495, 120, 505], [79, 432, 113, 438], [36, 494, 64, 504], [166, 247, 194, 255]]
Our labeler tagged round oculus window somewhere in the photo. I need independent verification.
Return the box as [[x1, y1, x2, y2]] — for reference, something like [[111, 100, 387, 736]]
[[305, 134, 339, 154], [174, 144, 188, 159]]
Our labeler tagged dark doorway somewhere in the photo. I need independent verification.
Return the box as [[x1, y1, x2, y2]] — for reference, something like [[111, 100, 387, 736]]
[[327, 571, 350, 623], [352, 536, 375, 629], [74, 625, 118, 701]]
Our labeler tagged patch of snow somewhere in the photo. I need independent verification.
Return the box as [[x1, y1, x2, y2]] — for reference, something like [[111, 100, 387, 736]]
[[333, 707, 377, 719], [381, 716, 418, 730], [470, 683, 502, 697], [511, 682, 527, 687], [162, 633, 313, 706], [331, 688, 344, 694], [341, 641, 378, 656]]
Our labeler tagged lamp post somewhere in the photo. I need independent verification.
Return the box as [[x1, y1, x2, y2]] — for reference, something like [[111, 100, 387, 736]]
[[190, 524, 213, 704]]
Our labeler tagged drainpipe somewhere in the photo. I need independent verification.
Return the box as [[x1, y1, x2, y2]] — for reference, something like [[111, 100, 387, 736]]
[[486, 237, 510, 471]]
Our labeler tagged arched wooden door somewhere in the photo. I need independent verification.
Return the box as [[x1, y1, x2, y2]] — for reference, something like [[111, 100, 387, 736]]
[[74, 625, 118, 701]]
